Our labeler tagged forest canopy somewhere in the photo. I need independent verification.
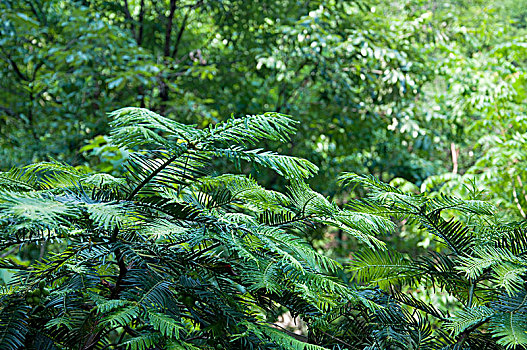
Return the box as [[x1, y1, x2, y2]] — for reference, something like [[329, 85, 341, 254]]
[[1, 0, 527, 349]]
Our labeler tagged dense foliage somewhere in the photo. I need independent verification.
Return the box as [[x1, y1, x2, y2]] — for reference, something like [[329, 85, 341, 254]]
[[2, 0, 527, 349], [0, 0, 442, 188], [2, 108, 527, 349], [0, 108, 386, 349], [342, 174, 527, 349]]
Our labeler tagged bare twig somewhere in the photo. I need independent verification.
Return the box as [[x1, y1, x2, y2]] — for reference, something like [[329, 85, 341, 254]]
[[0, 246, 18, 259], [450, 142, 458, 175], [512, 176, 526, 218]]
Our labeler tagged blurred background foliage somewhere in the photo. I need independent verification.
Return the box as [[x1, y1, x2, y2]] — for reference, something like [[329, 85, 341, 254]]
[[1, 0, 527, 275]]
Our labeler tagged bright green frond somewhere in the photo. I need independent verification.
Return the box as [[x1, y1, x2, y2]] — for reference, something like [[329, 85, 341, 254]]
[[121, 333, 161, 350], [489, 312, 527, 349], [339, 173, 404, 195], [200, 174, 290, 209], [427, 194, 495, 215], [94, 299, 132, 314], [348, 249, 419, 288], [260, 325, 330, 350], [0, 168, 36, 192], [243, 261, 282, 294], [109, 107, 201, 148], [82, 173, 128, 188], [493, 263, 527, 296], [148, 311, 184, 338], [444, 306, 494, 336], [86, 201, 133, 231], [0, 191, 80, 230], [287, 180, 333, 216], [335, 210, 396, 235], [213, 147, 318, 179], [205, 112, 298, 146], [457, 246, 525, 281], [101, 304, 140, 328], [22, 161, 84, 189]]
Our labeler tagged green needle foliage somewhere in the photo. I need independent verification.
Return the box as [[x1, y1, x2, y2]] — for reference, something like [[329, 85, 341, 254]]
[[3, 108, 527, 349], [0, 108, 392, 349], [337, 173, 527, 349]]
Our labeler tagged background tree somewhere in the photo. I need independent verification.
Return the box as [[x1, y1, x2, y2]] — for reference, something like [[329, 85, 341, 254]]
[[0, 0, 443, 193], [415, 0, 527, 220]]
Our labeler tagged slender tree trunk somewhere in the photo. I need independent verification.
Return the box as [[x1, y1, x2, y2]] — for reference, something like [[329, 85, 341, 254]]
[[159, 78, 169, 114], [137, 0, 145, 45], [450, 142, 459, 174], [158, 0, 178, 113], [164, 0, 177, 57]]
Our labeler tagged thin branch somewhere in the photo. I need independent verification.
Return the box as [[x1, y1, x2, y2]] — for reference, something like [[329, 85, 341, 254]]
[[172, 7, 190, 58], [0, 50, 29, 81], [455, 316, 489, 347], [97, 149, 190, 347], [171, 0, 202, 58], [188, 242, 221, 260], [420, 213, 463, 255], [268, 323, 314, 343], [38, 241, 47, 261], [455, 278, 479, 347], [31, 60, 44, 81], [0, 246, 19, 259], [0, 106, 15, 117], [317, 329, 355, 348], [85, 147, 184, 348], [0, 264, 28, 270], [467, 279, 475, 308], [25, 0, 45, 25]]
